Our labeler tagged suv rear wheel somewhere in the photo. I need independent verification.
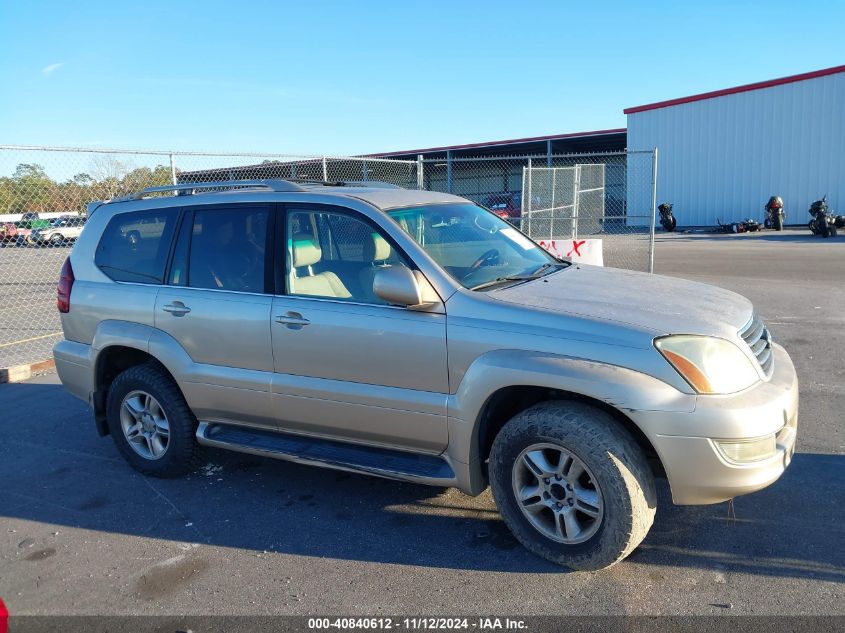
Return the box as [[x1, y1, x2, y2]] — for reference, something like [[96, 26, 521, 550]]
[[489, 401, 656, 571], [106, 362, 200, 477]]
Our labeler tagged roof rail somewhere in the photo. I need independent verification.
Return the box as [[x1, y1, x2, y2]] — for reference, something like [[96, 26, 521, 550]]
[[336, 180, 402, 189], [289, 179, 402, 189], [116, 179, 308, 201], [106, 178, 405, 205]]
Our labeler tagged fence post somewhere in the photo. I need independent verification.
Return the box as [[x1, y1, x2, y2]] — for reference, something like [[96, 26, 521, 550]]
[[169, 153, 178, 186], [648, 148, 659, 274], [322, 157, 328, 182], [551, 167, 556, 240], [362, 160, 369, 182], [546, 140, 552, 167], [572, 166, 581, 239], [446, 150, 453, 193], [526, 158, 532, 236], [417, 155, 424, 190]]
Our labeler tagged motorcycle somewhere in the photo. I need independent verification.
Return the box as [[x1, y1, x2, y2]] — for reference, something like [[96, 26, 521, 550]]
[[764, 195, 784, 231], [808, 196, 838, 238], [658, 202, 676, 231]]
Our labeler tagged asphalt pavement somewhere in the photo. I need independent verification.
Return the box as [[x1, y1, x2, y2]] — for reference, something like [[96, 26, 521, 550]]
[[0, 229, 842, 617]]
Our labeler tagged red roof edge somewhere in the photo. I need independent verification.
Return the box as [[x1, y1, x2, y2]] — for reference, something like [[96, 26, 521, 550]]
[[365, 128, 626, 157], [624, 64, 845, 115]]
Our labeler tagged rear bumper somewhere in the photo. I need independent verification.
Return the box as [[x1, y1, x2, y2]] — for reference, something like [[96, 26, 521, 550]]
[[632, 343, 798, 505], [53, 339, 93, 405]]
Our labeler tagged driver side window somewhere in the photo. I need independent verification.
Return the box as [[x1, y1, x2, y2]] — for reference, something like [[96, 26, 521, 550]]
[[285, 209, 410, 304]]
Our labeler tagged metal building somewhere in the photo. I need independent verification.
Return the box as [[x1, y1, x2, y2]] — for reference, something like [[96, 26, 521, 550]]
[[626, 65, 845, 226]]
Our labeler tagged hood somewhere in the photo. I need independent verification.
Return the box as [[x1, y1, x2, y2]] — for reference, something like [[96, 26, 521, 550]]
[[491, 264, 753, 338]]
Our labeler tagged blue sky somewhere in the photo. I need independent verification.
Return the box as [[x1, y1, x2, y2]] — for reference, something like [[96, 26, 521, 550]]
[[0, 0, 842, 156]]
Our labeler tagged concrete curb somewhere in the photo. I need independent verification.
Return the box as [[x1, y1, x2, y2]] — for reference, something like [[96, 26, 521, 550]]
[[0, 359, 55, 384]]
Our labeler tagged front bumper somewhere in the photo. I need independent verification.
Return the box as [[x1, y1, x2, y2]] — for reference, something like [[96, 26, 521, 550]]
[[632, 343, 798, 505]]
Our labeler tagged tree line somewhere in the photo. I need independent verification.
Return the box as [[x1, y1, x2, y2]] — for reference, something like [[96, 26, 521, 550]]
[[0, 160, 173, 215]]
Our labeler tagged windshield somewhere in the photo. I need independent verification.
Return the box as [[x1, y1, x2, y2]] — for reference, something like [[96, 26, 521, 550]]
[[387, 203, 561, 290]]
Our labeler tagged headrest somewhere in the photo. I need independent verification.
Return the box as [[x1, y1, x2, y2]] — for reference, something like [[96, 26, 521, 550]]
[[291, 235, 321, 268], [363, 233, 392, 262]]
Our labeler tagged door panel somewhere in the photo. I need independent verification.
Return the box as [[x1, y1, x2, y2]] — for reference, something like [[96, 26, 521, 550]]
[[155, 288, 274, 424], [153, 202, 275, 426], [270, 296, 448, 450], [270, 204, 449, 451]]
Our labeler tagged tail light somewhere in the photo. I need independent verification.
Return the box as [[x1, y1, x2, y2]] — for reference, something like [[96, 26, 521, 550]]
[[57, 257, 74, 313]]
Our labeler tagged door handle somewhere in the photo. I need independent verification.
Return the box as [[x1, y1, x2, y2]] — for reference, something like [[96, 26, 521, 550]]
[[275, 311, 310, 329], [162, 302, 191, 316]]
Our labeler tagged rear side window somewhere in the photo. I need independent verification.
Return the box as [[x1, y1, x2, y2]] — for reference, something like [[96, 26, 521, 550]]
[[95, 208, 179, 284], [186, 206, 269, 293]]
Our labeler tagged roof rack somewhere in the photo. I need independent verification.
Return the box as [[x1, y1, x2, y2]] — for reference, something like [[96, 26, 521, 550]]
[[116, 179, 308, 201], [108, 178, 404, 204]]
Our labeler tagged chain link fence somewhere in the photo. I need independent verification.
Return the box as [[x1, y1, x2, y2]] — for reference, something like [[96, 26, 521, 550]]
[[0, 145, 419, 369], [0, 145, 655, 370], [419, 150, 656, 271]]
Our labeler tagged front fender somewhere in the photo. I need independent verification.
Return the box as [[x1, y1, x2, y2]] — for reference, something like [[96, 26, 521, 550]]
[[446, 349, 696, 468]]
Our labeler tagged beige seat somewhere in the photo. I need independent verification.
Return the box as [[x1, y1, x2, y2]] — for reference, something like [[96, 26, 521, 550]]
[[289, 235, 352, 299], [359, 233, 395, 300]]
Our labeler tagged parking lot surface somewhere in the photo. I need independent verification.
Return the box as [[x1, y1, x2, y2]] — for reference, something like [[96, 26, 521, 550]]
[[0, 229, 843, 616], [0, 243, 68, 368]]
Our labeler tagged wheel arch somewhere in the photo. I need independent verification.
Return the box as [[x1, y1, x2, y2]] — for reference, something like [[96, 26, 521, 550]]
[[90, 321, 193, 437], [471, 385, 666, 487], [447, 350, 690, 494]]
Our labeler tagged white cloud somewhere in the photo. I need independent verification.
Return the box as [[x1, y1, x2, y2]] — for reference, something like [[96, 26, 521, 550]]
[[41, 62, 65, 76]]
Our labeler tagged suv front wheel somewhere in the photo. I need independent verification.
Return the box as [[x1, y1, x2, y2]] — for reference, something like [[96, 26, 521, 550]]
[[106, 362, 200, 477], [489, 401, 656, 571]]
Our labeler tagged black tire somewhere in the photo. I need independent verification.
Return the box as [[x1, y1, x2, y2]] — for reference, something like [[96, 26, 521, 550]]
[[106, 361, 200, 477], [489, 401, 656, 571], [809, 221, 819, 235], [773, 214, 783, 231], [830, 224, 838, 237]]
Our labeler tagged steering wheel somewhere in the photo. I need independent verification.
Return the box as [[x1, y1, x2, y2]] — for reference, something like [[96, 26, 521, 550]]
[[467, 248, 499, 272]]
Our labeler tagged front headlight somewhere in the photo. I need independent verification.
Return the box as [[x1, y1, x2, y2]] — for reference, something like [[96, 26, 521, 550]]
[[655, 335, 759, 394]]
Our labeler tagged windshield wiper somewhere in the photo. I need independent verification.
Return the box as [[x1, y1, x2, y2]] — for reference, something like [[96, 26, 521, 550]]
[[470, 262, 570, 291], [470, 274, 539, 291], [530, 261, 569, 276]]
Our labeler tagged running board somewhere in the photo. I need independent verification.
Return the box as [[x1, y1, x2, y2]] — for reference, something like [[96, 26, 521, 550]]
[[196, 422, 456, 485]]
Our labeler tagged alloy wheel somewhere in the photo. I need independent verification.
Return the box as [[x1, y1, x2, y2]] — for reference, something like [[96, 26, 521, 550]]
[[511, 442, 604, 544], [119, 390, 170, 460]]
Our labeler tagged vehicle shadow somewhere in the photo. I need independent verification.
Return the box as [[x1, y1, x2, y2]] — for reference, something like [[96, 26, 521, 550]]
[[1, 381, 843, 581]]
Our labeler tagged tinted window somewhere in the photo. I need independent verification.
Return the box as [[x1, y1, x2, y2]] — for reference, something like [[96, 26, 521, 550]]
[[188, 206, 269, 293], [96, 208, 179, 284], [286, 209, 410, 304]]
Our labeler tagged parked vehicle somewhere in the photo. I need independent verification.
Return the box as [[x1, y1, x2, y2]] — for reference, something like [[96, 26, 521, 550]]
[[658, 202, 676, 231], [483, 192, 521, 224], [53, 179, 798, 571], [808, 196, 838, 237], [27, 215, 87, 246], [0, 222, 19, 244], [17, 212, 53, 232], [764, 196, 784, 231]]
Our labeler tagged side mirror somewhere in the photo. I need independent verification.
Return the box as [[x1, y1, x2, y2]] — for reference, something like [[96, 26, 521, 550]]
[[373, 266, 440, 310]]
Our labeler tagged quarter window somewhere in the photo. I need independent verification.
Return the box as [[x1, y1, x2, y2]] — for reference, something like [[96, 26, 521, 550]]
[[95, 208, 179, 284]]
